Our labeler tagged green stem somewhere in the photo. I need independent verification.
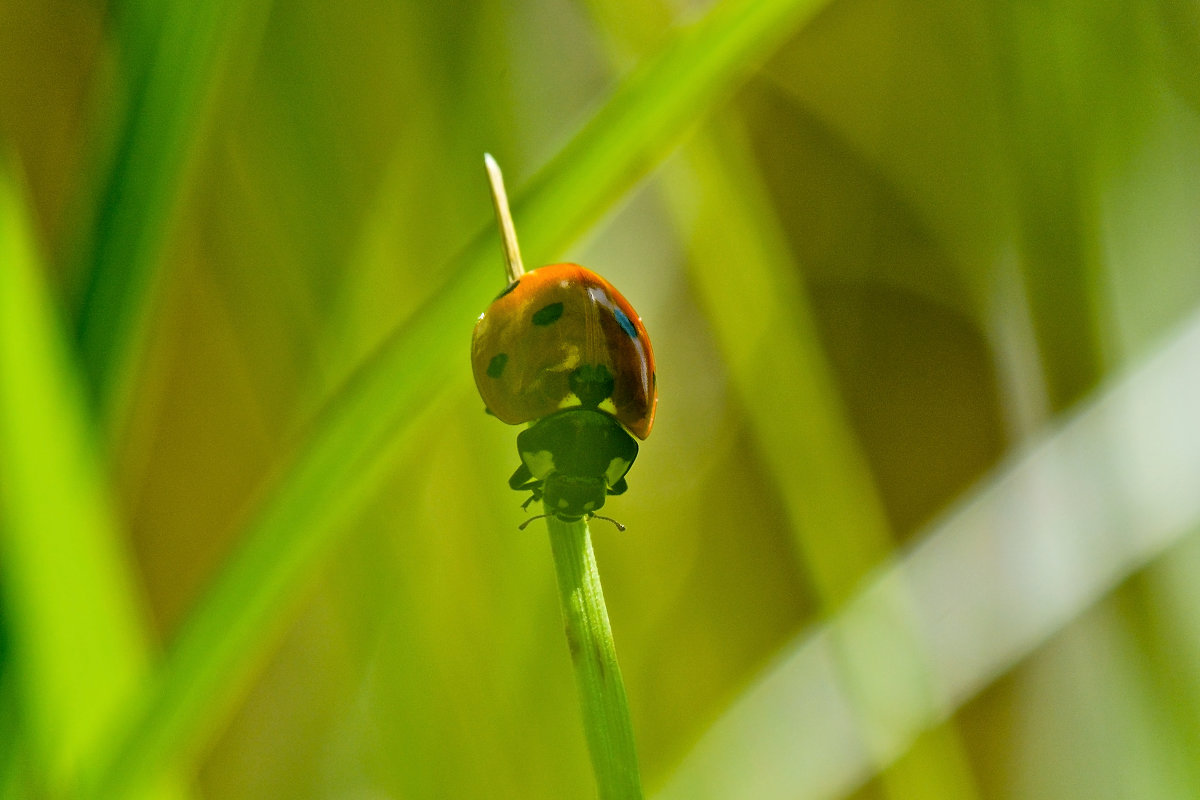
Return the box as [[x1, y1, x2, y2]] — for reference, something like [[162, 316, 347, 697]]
[[544, 514, 643, 799]]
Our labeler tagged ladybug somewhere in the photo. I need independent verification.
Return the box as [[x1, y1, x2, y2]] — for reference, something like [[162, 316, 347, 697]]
[[471, 263, 657, 524]]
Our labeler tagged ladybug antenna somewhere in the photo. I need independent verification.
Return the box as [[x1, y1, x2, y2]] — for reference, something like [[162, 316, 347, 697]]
[[516, 513, 627, 532], [484, 153, 525, 283], [588, 513, 627, 532], [517, 513, 550, 531]]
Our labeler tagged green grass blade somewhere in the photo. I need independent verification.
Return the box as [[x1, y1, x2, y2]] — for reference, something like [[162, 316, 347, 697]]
[[515, 0, 830, 265], [672, 119, 979, 798], [674, 119, 895, 604], [80, 0, 835, 794], [991, 3, 1110, 410], [72, 0, 268, 432], [0, 660, 31, 798], [546, 516, 642, 799], [656, 308, 1200, 799], [0, 166, 187, 800]]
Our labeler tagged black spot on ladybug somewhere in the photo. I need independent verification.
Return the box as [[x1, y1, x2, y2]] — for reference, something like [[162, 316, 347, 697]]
[[487, 353, 508, 378], [613, 307, 639, 339], [532, 302, 564, 326], [493, 280, 520, 301]]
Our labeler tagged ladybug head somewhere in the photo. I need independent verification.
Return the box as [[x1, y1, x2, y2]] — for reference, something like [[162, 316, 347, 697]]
[[542, 473, 608, 521]]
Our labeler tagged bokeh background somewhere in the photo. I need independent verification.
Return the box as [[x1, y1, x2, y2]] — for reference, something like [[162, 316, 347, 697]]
[[3, 0, 1200, 798]]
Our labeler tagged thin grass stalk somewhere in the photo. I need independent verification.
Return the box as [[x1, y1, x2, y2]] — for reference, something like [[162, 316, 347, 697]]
[[545, 515, 642, 799]]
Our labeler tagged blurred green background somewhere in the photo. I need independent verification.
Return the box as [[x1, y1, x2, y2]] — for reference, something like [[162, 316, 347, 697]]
[[3, 0, 1200, 797]]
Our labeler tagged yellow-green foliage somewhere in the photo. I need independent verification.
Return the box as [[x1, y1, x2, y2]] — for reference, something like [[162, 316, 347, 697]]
[[2, 0, 1200, 797]]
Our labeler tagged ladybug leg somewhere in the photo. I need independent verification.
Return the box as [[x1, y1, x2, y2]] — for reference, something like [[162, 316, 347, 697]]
[[607, 477, 629, 497], [520, 487, 543, 510], [516, 481, 544, 510], [508, 463, 545, 510]]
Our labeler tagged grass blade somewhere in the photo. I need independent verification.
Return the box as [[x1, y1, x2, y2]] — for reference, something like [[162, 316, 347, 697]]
[[516, 0, 830, 265], [0, 165, 187, 799], [990, 2, 1109, 409], [546, 516, 643, 799], [72, 0, 269, 433], [674, 119, 895, 605], [671, 119, 979, 798], [80, 0, 836, 794]]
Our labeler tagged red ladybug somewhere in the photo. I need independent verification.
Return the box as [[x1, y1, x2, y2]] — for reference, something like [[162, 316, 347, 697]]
[[471, 263, 657, 523]]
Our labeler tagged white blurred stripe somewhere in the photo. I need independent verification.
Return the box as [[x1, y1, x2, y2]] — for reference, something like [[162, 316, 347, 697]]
[[656, 309, 1200, 800]]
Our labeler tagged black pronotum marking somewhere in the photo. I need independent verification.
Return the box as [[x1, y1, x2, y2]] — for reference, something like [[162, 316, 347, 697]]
[[531, 302, 564, 326], [487, 353, 508, 378]]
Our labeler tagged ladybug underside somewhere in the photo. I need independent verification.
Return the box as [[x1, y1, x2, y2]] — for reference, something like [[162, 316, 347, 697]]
[[509, 405, 638, 521]]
